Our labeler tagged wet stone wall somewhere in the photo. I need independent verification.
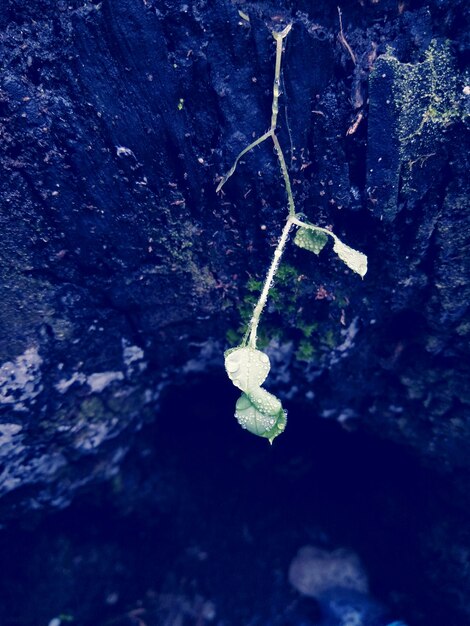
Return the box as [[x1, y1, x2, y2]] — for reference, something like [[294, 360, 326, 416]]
[[0, 0, 469, 623]]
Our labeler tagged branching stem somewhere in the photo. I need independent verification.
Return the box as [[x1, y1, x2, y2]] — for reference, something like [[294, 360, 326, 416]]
[[217, 24, 296, 349], [216, 130, 273, 193], [216, 23, 293, 213]]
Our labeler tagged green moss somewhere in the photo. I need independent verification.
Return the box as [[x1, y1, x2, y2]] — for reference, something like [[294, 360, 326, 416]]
[[297, 321, 318, 338], [226, 328, 241, 345], [384, 40, 460, 193], [296, 339, 316, 362], [227, 262, 346, 364], [247, 277, 263, 292], [381, 40, 461, 145], [369, 39, 462, 218], [402, 42, 460, 147], [275, 263, 300, 284]]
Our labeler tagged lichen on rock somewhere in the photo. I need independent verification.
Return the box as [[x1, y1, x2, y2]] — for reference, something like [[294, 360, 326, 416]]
[[368, 39, 461, 220]]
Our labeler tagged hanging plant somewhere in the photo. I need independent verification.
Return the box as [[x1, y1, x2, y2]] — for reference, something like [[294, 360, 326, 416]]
[[218, 23, 367, 442]]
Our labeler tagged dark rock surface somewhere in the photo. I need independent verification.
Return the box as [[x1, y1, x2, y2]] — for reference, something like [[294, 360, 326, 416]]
[[0, 0, 469, 623]]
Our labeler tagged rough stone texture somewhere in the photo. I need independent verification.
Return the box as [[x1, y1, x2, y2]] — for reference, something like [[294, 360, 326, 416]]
[[0, 0, 469, 620]]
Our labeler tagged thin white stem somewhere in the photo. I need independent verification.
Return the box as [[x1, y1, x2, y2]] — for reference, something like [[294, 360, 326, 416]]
[[249, 216, 295, 348]]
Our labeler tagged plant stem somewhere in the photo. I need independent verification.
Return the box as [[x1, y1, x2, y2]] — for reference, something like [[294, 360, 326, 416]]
[[270, 25, 291, 129], [272, 133, 295, 216], [248, 215, 343, 348], [217, 22, 297, 349], [216, 23, 292, 194], [270, 25, 295, 215], [249, 215, 295, 348], [216, 130, 273, 193]]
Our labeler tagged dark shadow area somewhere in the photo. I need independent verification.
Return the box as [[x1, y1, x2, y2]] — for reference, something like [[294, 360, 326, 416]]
[[0, 372, 467, 626]]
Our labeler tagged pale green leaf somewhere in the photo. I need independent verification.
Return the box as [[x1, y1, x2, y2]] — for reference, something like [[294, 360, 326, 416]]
[[294, 227, 328, 255], [332, 238, 368, 278], [224, 347, 270, 393], [235, 390, 286, 442]]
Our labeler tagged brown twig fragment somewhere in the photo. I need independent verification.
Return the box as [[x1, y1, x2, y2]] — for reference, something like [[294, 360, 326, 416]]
[[337, 7, 357, 65], [346, 111, 364, 135]]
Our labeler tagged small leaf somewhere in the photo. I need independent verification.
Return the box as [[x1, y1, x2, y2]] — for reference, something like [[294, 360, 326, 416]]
[[332, 238, 368, 278], [235, 391, 286, 442], [224, 347, 270, 393], [294, 227, 328, 255]]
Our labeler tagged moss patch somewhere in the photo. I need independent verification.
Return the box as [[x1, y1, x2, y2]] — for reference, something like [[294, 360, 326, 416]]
[[368, 39, 462, 219], [226, 263, 350, 366]]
